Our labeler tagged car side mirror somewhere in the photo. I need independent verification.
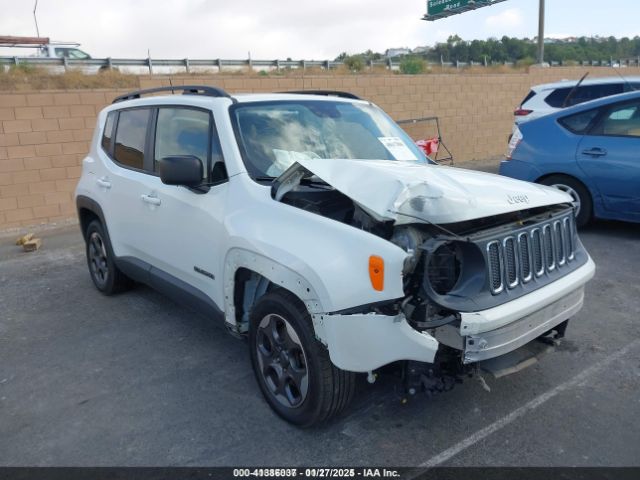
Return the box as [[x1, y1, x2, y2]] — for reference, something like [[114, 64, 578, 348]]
[[159, 156, 203, 187]]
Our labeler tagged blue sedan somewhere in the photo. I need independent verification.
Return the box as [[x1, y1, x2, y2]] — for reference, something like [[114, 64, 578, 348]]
[[500, 90, 640, 226]]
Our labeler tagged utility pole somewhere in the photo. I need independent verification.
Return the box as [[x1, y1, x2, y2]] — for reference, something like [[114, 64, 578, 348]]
[[537, 0, 545, 64], [33, 0, 40, 37]]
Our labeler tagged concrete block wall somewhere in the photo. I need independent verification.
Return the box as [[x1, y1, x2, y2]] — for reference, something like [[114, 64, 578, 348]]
[[1, 67, 639, 229]]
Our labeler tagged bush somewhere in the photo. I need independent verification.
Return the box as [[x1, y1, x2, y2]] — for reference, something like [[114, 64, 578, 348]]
[[515, 56, 536, 68], [343, 55, 365, 72], [400, 56, 426, 74]]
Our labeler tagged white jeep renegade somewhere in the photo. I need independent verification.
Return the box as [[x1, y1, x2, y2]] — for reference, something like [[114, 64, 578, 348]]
[[75, 86, 596, 426]]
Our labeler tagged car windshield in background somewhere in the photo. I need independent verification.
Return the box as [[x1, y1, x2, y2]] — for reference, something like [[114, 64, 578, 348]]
[[230, 100, 428, 179]]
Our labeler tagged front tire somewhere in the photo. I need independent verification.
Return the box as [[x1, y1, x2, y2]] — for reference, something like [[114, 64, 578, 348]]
[[85, 220, 132, 295], [539, 175, 593, 227], [249, 290, 355, 427]]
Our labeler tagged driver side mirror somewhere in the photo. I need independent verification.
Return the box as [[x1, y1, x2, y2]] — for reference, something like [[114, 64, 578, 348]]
[[159, 156, 203, 187]]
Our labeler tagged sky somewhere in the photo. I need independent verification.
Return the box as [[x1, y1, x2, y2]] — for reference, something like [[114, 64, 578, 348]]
[[0, 0, 638, 59]]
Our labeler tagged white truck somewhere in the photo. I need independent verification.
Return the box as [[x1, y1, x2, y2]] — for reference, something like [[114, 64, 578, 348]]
[[0, 36, 94, 72], [75, 86, 596, 426]]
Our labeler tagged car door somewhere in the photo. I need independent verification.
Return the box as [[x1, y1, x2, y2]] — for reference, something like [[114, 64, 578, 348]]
[[134, 106, 229, 309], [97, 107, 155, 261], [577, 99, 640, 216]]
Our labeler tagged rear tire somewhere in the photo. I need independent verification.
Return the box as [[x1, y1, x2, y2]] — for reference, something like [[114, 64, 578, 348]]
[[85, 220, 132, 295], [539, 175, 592, 227], [249, 290, 355, 427]]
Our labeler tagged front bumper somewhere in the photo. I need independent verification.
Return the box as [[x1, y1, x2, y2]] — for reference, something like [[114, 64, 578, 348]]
[[313, 256, 595, 372]]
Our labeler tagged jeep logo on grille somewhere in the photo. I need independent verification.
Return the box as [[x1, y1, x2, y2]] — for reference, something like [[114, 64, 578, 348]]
[[507, 194, 529, 205]]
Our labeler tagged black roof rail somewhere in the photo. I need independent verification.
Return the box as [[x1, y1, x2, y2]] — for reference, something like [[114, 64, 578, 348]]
[[282, 90, 361, 100], [112, 85, 231, 104]]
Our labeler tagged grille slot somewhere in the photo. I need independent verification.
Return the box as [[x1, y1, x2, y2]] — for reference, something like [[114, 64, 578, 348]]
[[532, 228, 544, 277], [503, 237, 518, 288], [487, 241, 503, 294], [564, 216, 575, 260], [543, 224, 555, 271], [518, 232, 532, 282], [554, 220, 565, 265]]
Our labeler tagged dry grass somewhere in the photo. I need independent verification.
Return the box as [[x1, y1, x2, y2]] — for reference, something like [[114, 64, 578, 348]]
[[0, 66, 139, 91], [0, 63, 533, 91]]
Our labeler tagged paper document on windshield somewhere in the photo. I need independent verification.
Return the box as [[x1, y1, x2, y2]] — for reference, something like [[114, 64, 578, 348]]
[[378, 137, 418, 161]]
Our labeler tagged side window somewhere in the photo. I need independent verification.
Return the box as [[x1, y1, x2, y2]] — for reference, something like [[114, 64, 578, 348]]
[[68, 49, 90, 59], [113, 109, 150, 170], [101, 111, 116, 154], [573, 84, 623, 105], [559, 109, 600, 134], [592, 101, 640, 138], [154, 108, 217, 180], [545, 88, 572, 108], [545, 84, 624, 108], [520, 90, 536, 107]]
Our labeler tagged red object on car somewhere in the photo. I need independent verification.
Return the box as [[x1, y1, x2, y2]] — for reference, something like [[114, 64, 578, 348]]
[[416, 137, 439, 156]]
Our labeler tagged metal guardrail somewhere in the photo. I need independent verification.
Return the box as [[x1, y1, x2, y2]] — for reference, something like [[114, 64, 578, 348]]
[[2, 56, 640, 74]]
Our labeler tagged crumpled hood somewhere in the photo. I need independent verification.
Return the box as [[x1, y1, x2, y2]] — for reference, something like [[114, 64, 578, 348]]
[[289, 158, 572, 225]]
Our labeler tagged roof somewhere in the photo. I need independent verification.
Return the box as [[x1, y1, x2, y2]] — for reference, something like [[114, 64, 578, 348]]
[[533, 76, 640, 92], [108, 86, 366, 108]]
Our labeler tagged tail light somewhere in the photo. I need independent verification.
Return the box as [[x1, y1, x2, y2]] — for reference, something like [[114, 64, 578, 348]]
[[506, 127, 523, 160], [514, 108, 533, 116]]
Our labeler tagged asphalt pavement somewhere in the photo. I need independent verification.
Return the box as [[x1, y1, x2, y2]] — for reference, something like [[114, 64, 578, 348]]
[[0, 217, 639, 467]]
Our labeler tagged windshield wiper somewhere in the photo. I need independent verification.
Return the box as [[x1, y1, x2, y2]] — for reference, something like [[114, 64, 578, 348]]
[[255, 175, 278, 182]]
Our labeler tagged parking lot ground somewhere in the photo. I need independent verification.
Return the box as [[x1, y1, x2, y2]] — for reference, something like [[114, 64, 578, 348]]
[[1, 218, 639, 467]]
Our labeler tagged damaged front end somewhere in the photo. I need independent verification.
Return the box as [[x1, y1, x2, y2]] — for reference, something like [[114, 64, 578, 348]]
[[272, 159, 595, 396]]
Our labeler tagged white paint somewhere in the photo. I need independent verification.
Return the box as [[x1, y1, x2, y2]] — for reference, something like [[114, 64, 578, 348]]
[[315, 313, 438, 372], [418, 339, 640, 469]]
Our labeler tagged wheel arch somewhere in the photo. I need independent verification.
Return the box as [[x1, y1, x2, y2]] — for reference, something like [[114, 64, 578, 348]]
[[76, 195, 107, 240], [224, 249, 326, 336]]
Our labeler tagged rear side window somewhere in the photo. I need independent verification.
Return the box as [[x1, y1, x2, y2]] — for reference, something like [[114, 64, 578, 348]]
[[559, 109, 600, 134], [520, 90, 536, 107], [101, 112, 116, 154], [592, 101, 640, 137], [545, 83, 624, 108], [114, 109, 150, 170], [154, 108, 211, 178]]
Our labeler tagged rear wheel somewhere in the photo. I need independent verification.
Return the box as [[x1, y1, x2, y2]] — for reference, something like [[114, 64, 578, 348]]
[[85, 220, 132, 295], [249, 290, 355, 427], [539, 175, 592, 227]]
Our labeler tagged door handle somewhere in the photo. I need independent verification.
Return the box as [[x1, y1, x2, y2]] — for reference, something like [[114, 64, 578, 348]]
[[581, 148, 607, 157], [96, 177, 111, 189], [141, 194, 161, 206]]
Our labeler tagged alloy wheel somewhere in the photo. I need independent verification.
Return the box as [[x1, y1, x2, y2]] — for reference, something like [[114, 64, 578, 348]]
[[255, 313, 309, 408], [88, 231, 109, 288]]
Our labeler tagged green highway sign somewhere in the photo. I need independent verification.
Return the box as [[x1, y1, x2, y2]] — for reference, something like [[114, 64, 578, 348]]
[[424, 0, 508, 21]]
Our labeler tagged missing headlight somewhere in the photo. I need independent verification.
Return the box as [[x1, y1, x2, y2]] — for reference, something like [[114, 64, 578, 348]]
[[426, 243, 462, 295]]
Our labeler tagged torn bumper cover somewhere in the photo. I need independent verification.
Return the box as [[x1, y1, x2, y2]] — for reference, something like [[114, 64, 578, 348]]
[[312, 313, 439, 372]]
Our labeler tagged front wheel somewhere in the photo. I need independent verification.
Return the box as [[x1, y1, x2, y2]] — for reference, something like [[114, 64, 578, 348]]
[[249, 290, 355, 427], [539, 175, 593, 227]]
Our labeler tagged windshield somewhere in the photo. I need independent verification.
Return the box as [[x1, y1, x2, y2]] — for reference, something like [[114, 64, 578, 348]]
[[230, 100, 429, 179]]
